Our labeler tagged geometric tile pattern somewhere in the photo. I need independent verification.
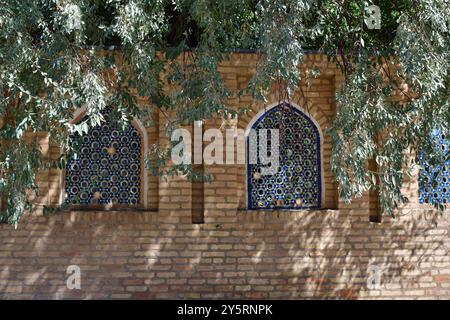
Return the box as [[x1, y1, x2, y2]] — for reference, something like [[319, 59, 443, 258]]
[[247, 103, 321, 209], [65, 107, 141, 206], [419, 129, 449, 205]]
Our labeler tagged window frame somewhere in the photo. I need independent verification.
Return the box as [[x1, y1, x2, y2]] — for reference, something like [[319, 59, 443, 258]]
[[59, 106, 149, 210], [419, 129, 449, 206], [245, 101, 325, 210]]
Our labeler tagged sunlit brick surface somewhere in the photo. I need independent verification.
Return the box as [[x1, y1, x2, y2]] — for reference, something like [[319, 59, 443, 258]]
[[1, 53, 448, 299]]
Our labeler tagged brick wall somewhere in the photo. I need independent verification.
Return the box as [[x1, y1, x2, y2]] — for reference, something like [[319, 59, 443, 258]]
[[1, 53, 449, 299]]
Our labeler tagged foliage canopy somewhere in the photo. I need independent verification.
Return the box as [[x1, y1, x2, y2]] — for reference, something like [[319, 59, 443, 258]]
[[0, 0, 448, 225]]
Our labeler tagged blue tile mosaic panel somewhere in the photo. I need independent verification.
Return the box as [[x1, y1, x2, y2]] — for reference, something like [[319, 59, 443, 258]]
[[247, 103, 322, 209], [419, 130, 449, 205], [65, 108, 141, 206]]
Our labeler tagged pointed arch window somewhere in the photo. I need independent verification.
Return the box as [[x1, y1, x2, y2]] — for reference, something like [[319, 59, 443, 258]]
[[65, 107, 142, 208], [247, 103, 322, 209]]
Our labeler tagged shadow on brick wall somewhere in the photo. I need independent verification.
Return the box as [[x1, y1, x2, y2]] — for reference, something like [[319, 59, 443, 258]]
[[0, 207, 449, 299]]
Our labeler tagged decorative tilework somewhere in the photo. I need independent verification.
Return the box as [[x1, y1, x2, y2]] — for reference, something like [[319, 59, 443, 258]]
[[65, 107, 141, 206], [247, 103, 322, 209], [419, 129, 449, 205]]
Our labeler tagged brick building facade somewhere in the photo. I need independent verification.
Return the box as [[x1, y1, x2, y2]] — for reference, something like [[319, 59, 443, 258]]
[[0, 53, 449, 299]]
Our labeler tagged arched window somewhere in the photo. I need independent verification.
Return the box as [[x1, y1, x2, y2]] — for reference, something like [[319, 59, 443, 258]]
[[247, 102, 322, 209], [419, 129, 449, 205], [65, 107, 142, 207]]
